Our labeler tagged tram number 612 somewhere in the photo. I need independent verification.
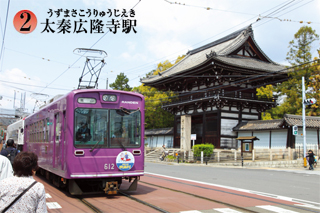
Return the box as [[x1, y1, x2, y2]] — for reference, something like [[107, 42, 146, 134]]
[[104, 163, 115, 170]]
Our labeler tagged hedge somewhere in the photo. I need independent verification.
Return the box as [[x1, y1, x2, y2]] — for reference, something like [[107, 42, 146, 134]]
[[193, 143, 214, 157]]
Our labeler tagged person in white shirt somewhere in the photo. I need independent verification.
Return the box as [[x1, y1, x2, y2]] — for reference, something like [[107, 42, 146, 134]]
[[0, 155, 13, 180], [0, 152, 47, 213]]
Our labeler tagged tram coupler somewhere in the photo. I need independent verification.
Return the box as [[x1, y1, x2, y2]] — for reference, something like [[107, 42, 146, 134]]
[[104, 181, 118, 195]]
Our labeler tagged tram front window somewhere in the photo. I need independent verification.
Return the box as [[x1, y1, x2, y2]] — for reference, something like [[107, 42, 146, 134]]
[[74, 108, 141, 148]]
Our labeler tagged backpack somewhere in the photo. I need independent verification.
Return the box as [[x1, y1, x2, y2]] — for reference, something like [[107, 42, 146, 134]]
[[5, 148, 18, 165]]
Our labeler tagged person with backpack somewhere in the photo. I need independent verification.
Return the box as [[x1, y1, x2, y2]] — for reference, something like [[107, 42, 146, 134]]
[[0, 152, 47, 212], [306, 150, 315, 170], [0, 139, 19, 165]]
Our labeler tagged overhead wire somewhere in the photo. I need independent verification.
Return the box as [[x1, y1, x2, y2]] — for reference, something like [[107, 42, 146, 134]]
[[255, 0, 315, 27], [127, 0, 300, 83], [131, 0, 317, 84], [36, 0, 142, 94], [118, 1, 292, 80], [135, 0, 317, 88], [4, 48, 79, 67], [19, 0, 142, 110], [0, 80, 72, 91], [0, 0, 10, 66]]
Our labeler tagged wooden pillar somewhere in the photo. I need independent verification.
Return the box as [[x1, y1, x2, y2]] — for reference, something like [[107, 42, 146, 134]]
[[181, 115, 191, 151], [173, 115, 177, 148], [202, 112, 206, 144], [217, 110, 221, 148]]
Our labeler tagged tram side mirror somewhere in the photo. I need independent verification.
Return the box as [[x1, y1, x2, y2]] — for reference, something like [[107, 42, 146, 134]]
[[20, 128, 23, 133]]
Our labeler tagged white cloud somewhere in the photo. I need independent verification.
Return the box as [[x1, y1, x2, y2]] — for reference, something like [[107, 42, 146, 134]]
[[146, 38, 189, 59]]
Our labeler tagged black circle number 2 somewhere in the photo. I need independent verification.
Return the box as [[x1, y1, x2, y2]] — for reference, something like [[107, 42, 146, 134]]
[[20, 12, 31, 31], [14, 10, 37, 34]]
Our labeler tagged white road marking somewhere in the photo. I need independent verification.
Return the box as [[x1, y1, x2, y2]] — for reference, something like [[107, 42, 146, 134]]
[[145, 172, 320, 208], [46, 202, 62, 209], [180, 211, 202, 213], [276, 196, 292, 201], [45, 193, 52, 198], [213, 208, 243, 212], [294, 204, 320, 210], [256, 205, 299, 213]]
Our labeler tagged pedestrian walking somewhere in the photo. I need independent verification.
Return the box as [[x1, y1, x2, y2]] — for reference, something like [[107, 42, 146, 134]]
[[0, 155, 13, 181], [306, 150, 315, 170], [0, 152, 47, 212], [0, 139, 18, 165]]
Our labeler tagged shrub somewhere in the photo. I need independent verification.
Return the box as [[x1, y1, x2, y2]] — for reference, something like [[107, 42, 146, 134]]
[[193, 143, 214, 157]]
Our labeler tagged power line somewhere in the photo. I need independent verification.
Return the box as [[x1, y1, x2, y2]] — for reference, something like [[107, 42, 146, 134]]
[[255, 0, 315, 27], [127, 0, 301, 83], [0, 80, 72, 91], [37, 0, 142, 94], [5, 47, 79, 67], [164, 0, 257, 16], [263, 0, 296, 17], [21, 0, 142, 111], [0, 0, 10, 65]]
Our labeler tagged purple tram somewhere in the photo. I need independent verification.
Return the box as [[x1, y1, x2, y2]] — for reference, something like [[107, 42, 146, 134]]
[[24, 89, 145, 195]]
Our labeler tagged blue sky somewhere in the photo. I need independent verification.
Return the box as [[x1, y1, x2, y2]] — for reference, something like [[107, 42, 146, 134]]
[[0, 0, 319, 113]]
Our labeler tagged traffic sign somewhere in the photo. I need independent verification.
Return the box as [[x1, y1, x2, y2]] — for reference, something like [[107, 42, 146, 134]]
[[191, 134, 197, 140]]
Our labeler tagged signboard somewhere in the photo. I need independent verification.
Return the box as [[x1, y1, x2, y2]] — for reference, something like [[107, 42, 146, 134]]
[[116, 151, 135, 171], [191, 134, 197, 140], [242, 142, 253, 152]]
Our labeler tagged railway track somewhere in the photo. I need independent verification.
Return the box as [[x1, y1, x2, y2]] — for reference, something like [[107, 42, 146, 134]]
[[139, 181, 258, 213], [77, 178, 318, 213], [141, 175, 319, 213]]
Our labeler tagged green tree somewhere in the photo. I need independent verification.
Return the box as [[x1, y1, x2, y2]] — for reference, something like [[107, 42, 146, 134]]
[[307, 50, 320, 116], [109, 72, 132, 91], [256, 85, 275, 120], [133, 84, 176, 129], [134, 55, 185, 129], [153, 60, 173, 75], [261, 26, 319, 119]]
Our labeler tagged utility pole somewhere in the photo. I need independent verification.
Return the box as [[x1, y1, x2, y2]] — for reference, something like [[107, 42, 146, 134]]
[[302, 76, 307, 167], [106, 78, 108, 89]]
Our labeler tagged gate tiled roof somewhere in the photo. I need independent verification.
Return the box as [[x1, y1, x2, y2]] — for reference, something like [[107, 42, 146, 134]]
[[141, 25, 286, 84]]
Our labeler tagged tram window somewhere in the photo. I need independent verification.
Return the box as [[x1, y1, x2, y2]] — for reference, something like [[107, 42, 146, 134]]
[[74, 108, 141, 148]]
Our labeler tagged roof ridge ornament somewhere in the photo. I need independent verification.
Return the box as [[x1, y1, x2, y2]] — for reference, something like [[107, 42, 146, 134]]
[[206, 50, 217, 59]]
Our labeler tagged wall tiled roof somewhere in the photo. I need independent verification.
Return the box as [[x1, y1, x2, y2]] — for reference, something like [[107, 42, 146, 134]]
[[283, 114, 320, 127], [234, 114, 320, 131], [145, 127, 174, 135], [233, 119, 283, 131]]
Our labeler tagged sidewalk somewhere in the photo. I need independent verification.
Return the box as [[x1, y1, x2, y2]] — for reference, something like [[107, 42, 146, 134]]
[[149, 158, 320, 175]]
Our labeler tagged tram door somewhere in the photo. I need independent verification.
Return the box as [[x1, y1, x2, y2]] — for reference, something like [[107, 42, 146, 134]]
[[54, 113, 62, 168], [61, 111, 66, 170]]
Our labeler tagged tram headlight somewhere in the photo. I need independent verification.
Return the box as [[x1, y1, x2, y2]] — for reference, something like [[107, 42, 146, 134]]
[[102, 95, 117, 102], [109, 95, 117, 102], [78, 98, 96, 104]]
